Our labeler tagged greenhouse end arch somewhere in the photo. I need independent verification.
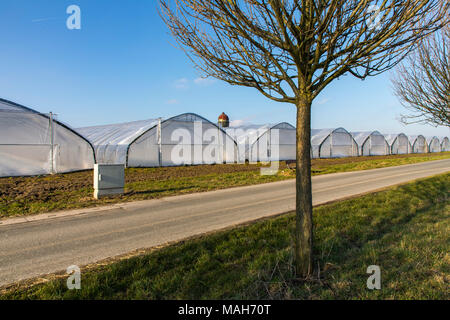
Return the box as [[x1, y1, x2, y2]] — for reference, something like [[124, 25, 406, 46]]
[[78, 113, 238, 167], [384, 133, 411, 155], [225, 124, 270, 163], [409, 135, 427, 153], [441, 137, 450, 152], [0, 98, 95, 177], [351, 131, 390, 156], [311, 128, 358, 158], [250, 122, 296, 162], [225, 122, 295, 163], [426, 136, 441, 153]]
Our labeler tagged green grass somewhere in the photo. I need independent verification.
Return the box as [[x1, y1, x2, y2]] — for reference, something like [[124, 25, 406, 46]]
[[1, 152, 449, 218], [310, 153, 450, 175], [2, 173, 449, 300]]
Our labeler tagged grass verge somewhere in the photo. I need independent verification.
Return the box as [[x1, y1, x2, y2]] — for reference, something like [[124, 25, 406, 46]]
[[1, 152, 449, 219], [2, 173, 449, 299]]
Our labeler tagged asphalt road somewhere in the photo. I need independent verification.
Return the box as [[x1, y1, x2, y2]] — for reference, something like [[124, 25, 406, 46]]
[[0, 159, 449, 287]]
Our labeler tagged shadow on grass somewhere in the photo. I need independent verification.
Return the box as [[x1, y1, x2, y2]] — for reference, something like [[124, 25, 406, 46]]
[[1, 174, 449, 300]]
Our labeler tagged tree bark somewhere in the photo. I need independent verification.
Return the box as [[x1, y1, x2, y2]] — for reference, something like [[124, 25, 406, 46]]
[[295, 97, 313, 278]]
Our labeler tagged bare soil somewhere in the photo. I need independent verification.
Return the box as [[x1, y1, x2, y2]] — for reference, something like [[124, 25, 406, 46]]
[[0, 163, 280, 204]]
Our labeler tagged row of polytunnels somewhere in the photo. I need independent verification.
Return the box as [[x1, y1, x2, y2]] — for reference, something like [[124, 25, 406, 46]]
[[1, 98, 449, 177]]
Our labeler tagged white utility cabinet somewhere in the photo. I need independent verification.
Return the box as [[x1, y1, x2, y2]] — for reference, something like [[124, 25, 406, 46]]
[[93, 164, 124, 199]]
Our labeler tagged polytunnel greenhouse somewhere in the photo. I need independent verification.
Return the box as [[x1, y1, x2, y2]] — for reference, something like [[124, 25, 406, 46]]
[[0, 98, 95, 177], [384, 133, 411, 155], [409, 135, 427, 153], [441, 137, 450, 152], [77, 113, 238, 167], [225, 123, 296, 162], [426, 136, 441, 153], [310, 128, 358, 158], [351, 131, 390, 156]]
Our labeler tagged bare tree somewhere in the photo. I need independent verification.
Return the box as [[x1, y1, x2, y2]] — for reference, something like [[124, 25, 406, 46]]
[[159, 0, 447, 277], [392, 23, 449, 127]]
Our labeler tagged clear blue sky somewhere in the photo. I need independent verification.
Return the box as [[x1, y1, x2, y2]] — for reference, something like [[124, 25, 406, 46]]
[[0, 0, 448, 137]]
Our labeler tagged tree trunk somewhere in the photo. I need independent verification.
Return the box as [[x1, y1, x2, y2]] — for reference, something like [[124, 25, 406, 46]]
[[295, 98, 313, 278]]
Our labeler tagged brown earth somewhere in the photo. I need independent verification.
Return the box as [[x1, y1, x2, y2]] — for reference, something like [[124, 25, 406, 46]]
[[0, 163, 276, 203]]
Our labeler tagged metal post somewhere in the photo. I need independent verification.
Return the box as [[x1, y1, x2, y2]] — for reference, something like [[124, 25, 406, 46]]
[[49, 112, 55, 174], [218, 127, 223, 164], [157, 118, 162, 167], [330, 133, 333, 158], [353, 138, 356, 157]]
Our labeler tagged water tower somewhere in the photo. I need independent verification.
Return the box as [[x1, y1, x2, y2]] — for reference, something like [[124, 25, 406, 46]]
[[218, 112, 230, 128]]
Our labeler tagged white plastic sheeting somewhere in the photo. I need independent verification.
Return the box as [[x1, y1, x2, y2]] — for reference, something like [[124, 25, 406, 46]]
[[409, 135, 427, 153], [441, 137, 450, 152], [384, 133, 411, 154], [0, 98, 95, 177], [226, 122, 295, 162], [311, 128, 358, 158], [226, 124, 270, 163], [77, 118, 160, 165], [426, 136, 441, 153], [352, 131, 390, 156], [254, 122, 295, 162], [78, 113, 238, 167]]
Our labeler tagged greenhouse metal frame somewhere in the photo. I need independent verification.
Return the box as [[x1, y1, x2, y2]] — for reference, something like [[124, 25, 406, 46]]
[[225, 124, 270, 163], [351, 131, 390, 156], [311, 128, 358, 158], [409, 135, 428, 153], [384, 133, 411, 155], [0, 98, 96, 177], [78, 113, 238, 167], [252, 122, 296, 162], [441, 137, 450, 152], [426, 136, 441, 153], [226, 122, 296, 162]]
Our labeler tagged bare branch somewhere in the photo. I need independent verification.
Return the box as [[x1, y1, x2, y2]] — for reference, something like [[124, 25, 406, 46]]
[[392, 23, 449, 127], [159, 0, 447, 104]]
